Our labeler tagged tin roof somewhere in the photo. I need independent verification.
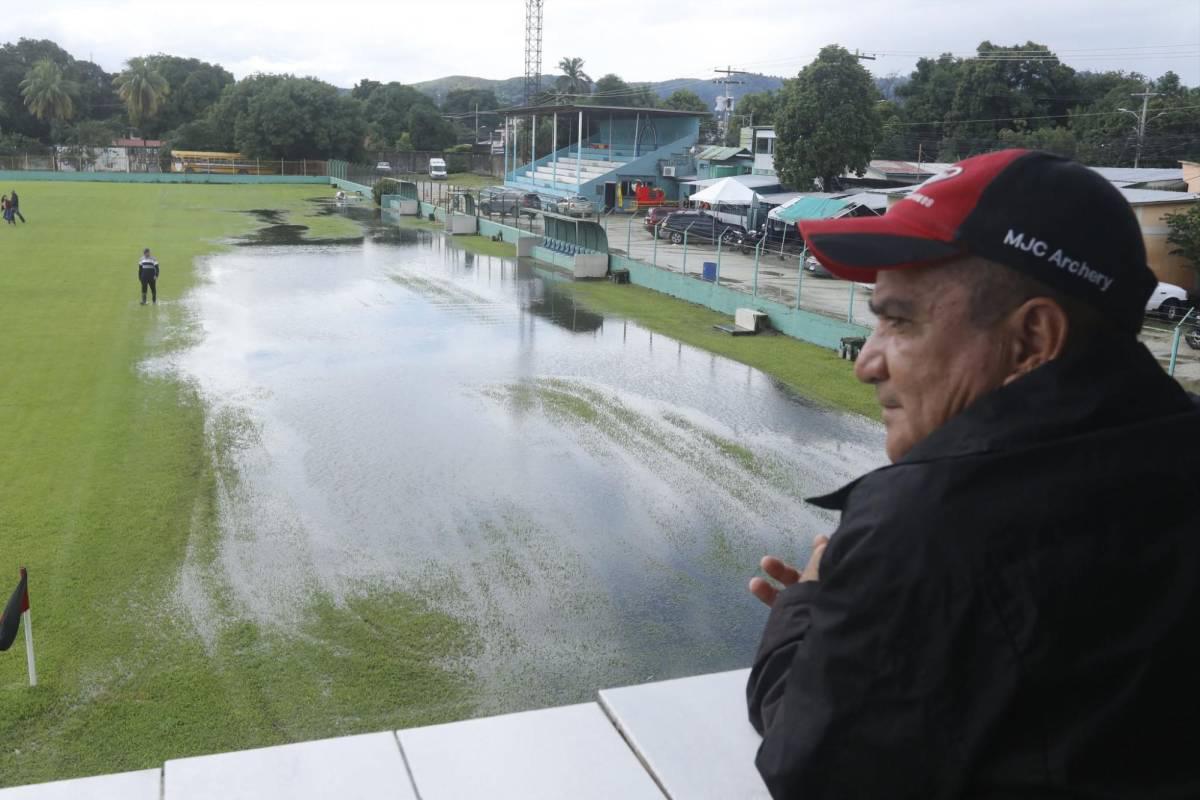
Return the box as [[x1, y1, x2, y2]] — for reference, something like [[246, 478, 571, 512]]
[[695, 146, 751, 162], [1119, 188, 1198, 205]]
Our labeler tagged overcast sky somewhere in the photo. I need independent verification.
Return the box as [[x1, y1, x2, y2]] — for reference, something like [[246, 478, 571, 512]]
[[9, 0, 1200, 89]]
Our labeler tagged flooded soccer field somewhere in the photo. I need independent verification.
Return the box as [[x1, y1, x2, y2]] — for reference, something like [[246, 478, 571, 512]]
[[166, 207, 884, 714]]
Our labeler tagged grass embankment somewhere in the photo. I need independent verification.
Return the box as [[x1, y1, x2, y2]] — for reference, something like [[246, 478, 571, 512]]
[[0, 183, 476, 787], [391, 172, 495, 189], [558, 280, 880, 419]]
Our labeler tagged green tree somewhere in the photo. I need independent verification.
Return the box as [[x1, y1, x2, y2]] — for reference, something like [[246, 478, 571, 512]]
[[0, 39, 74, 139], [555, 57, 592, 99], [874, 100, 912, 160], [1166, 203, 1200, 285], [135, 55, 233, 137], [406, 105, 457, 151], [363, 82, 435, 149], [725, 91, 779, 145], [733, 91, 777, 128], [113, 57, 170, 129], [943, 42, 1079, 152], [207, 74, 366, 160], [351, 79, 382, 101], [72, 59, 120, 124], [588, 73, 656, 107], [662, 89, 716, 142], [774, 45, 882, 190], [64, 118, 121, 146], [661, 89, 705, 112], [19, 59, 78, 122], [997, 125, 1078, 159]]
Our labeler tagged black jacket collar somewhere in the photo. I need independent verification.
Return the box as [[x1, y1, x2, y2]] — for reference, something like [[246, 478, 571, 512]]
[[809, 337, 1194, 511]]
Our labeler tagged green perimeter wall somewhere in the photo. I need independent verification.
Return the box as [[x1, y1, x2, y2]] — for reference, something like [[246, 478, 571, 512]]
[[0, 170, 327, 184]]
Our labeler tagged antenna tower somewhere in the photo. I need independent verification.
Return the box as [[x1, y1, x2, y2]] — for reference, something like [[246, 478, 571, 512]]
[[524, 0, 544, 105]]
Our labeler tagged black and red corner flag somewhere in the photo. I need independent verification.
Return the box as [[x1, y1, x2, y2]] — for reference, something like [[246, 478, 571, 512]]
[[0, 567, 30, 652]]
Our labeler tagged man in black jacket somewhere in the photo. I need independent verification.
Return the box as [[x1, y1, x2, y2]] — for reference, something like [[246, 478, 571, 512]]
[[747, 149, 1200, 799], [138, 248, 159, 305]]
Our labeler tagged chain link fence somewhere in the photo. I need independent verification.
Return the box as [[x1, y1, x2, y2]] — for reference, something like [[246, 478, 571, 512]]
[[0, 147, 329, 176]]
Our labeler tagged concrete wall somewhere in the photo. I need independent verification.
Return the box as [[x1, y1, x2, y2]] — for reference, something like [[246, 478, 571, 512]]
[[609, 254, 871, 350], [0, 170, 327, 185], [1133, 200, 1199, 290]]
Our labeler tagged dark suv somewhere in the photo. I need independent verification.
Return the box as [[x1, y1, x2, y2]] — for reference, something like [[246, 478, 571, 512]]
[[658, 211, 747, 245]]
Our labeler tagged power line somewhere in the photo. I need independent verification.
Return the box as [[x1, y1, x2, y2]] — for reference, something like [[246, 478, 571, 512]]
[[891, 104, 1200, 127]]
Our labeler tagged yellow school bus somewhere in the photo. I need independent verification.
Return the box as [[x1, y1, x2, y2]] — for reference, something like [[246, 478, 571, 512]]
[[170, 150, 276, 175]]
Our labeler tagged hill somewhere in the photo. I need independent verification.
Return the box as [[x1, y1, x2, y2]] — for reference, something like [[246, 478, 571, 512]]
[[411, 73, 904, 110], [411, 73, 788, 109]]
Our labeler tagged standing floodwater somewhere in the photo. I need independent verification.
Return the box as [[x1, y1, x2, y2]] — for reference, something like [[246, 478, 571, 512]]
[[170, 220, 884, 715]]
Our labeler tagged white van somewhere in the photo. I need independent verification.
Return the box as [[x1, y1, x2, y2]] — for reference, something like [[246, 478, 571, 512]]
[[428, 158, 448, 180]]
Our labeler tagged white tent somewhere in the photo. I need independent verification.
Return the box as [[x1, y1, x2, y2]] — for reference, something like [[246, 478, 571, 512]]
[[688, 177, 763, 206]]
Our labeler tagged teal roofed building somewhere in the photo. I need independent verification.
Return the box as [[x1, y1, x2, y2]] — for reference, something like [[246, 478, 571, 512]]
[[499, 104, 708, 211]]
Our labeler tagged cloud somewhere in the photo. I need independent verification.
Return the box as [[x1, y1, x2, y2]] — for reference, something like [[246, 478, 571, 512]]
[[5, 0, 1198, 87]]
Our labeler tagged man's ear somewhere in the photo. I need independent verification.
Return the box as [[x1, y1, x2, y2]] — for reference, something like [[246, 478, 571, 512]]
[[1002, 297, 1070, 384]]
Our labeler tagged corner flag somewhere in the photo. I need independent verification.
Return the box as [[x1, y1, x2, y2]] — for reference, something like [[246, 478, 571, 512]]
[[0, 568, 37, 686]]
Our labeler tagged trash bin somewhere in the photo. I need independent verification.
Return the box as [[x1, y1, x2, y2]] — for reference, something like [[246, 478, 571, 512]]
[[702, 261, 717, 282]]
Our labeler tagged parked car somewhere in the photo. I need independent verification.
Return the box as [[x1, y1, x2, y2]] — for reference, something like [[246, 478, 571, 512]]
[[643, 206, 674, 232], [1145, 281, 1193, 321], [804, 255, 833, 278], [375, 161, 392, 173], [428, 158, 447, 180], [1187, 321, 1200, 350], [519, 192, 544, 217], [657, 211, 747, 246], [478, 186, 525, 216], [745, 218, 806, 256], [556, 195, 595, 218]]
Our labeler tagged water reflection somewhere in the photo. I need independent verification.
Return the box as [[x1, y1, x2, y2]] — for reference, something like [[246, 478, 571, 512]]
[[168, 216, 885, 714]]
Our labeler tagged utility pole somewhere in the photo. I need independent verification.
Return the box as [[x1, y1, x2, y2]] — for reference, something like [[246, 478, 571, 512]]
[[475, 103, 479, 144], [852, 50, 877, 62], [713, 65, 748, 142], [1118, 86, 1163, 169]]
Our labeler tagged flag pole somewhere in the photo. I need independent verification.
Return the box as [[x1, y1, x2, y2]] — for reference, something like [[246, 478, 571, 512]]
[[23, 608, 36, 687]]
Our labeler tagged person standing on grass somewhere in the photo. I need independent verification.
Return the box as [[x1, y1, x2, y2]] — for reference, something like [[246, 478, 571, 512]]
[[138, 248, 160, 305], [1, 195, 12, 225], [10, 190, 24, 223]]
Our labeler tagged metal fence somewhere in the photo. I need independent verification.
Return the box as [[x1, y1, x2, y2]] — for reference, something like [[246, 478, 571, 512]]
[[396, 198, 1200, 382], [366, 150, 500, 177], [0, 149, 329, 176]]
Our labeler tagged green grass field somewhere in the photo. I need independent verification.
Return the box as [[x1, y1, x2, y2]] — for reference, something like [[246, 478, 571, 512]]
[[0, 182, 477, 787], [557, 281, 880, 419]]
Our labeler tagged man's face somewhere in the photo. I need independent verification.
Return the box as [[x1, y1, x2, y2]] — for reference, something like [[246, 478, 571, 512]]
[[856, 262, 1014, 462]]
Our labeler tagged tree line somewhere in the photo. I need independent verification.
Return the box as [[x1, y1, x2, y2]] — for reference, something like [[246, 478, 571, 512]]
[[1, 37, 1195, 174], [0, 39, 709, 163], [735, 41, 1199, 190]]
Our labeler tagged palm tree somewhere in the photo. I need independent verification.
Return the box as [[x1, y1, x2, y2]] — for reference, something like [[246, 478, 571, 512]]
[[19, 60, 78, 122], [555, 57, 592, 100], [113, 57, 170, 128]]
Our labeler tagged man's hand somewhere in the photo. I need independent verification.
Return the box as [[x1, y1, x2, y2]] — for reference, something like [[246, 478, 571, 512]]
[[748, 536, 829, 607]]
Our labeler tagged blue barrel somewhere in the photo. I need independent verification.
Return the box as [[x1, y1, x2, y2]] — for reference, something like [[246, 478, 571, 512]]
[[702, 261, 718, 282]]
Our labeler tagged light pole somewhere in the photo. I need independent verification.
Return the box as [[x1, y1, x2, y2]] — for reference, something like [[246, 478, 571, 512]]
[[1117, 86, 1165, 169]]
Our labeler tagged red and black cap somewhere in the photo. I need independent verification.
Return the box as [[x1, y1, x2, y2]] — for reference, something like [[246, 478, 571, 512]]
[[799, 149, 1157, 332]]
